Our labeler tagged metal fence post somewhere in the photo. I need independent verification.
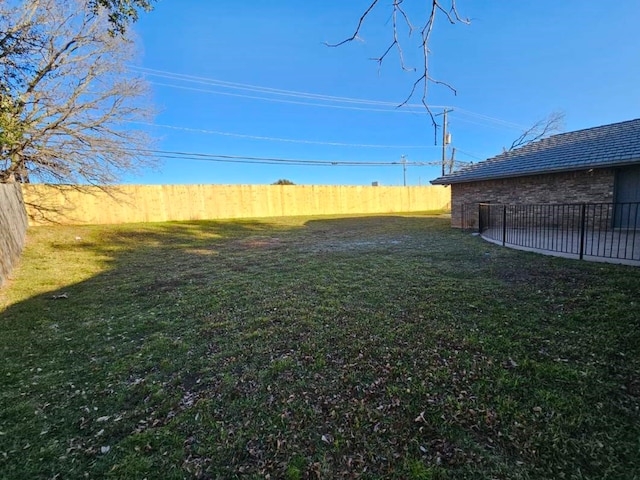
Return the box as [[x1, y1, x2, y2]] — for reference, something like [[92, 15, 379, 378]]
[[579, 203, 586, 260], [502, 205, 507, 246], [474, 201, 638, 263]]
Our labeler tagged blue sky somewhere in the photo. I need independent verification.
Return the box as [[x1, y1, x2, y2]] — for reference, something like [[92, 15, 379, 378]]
[[126, 1, 640, 186]]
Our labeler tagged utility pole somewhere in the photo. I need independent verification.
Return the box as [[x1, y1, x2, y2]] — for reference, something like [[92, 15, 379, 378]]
[[437, 108, 453, 176], [401, 155, 407, 186], [449, 147, 456, 174]]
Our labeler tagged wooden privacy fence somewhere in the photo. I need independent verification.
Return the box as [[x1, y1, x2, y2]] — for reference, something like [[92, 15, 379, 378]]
[[22, 184, 451, 226], [0, 183, 28, 287]]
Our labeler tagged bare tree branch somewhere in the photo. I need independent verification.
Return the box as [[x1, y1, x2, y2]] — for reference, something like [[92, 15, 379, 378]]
[[370, 1, 415, 73], [327, 0, 470, 127], [324, 0, 381, 47], [508, 111, 565, 151]]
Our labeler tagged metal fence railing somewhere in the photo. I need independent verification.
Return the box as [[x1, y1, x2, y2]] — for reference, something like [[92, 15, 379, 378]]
[[460, 203, 479, 230], [477, 202, 640, 263]]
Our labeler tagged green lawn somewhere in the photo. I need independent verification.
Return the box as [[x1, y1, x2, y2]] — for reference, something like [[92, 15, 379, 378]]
[[1, 214, 639, 479]]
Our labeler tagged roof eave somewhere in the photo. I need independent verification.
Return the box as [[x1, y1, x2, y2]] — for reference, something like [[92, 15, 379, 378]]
[[431, 158, 640, 185]]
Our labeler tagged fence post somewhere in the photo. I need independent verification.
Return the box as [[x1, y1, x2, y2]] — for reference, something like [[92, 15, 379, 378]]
[[579, 203, 586, 260], [502, 205, 507, 246], [478, 204, 483, 233]]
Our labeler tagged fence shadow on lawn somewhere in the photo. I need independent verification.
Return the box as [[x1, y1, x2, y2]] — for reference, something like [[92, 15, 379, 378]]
[[1, 215, 640, 479]]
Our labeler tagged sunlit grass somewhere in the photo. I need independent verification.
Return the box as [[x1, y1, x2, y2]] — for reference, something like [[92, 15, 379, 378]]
[[1, 213, 638, 479]]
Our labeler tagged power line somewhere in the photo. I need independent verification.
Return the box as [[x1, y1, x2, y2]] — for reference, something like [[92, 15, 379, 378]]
[[453, 108, 528, 130], [127, 66, 529, 163], [147, 81, 439, 114], [454, 148, 485, 161], [118, 147, 443, 167], [129, 65, 447, 109], [147, 78, 527, 128], [131, 66, 530, 132], [131, 121, 440, 149], [130, 66, 528, 130], [135, 67, 527, 126]]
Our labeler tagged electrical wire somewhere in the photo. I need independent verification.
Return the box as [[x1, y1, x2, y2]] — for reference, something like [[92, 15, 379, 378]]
[[131, 66, 528, 131], [453, 108, 528, 130], [113, 146, 443, 167], [147, 81, 438, 114], [131, 121, 440, 149], [124, 66, 527, 165], [452, 148, 485, 161], [129, 65, 447, 109]]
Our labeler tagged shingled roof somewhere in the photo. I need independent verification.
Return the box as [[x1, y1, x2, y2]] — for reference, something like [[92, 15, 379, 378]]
[[431, 118, 640, 185]]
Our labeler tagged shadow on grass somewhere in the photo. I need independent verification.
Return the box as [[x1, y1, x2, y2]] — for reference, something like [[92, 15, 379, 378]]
[[1, 215, 639, 479], [0, 217, 312, 478]]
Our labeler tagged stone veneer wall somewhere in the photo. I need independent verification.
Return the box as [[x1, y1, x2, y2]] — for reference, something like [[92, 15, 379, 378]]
[[450, 168, 616, 228]]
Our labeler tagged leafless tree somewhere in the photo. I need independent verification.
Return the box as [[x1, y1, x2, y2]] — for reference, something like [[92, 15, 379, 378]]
[[327, 0, 470, 126], [0, 0, 154, 185], [507, 111, 565, 151]]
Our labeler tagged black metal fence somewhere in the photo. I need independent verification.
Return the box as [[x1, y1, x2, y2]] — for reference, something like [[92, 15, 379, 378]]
[[477, 202, 640, 262], [460, 203, 479, 230]]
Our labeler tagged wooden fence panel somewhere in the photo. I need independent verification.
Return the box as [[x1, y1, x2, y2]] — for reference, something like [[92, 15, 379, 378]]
[[22, 184, 451, 225]]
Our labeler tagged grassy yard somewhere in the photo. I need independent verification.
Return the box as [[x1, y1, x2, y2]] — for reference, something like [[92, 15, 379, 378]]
[[1, 214, 639, 479]]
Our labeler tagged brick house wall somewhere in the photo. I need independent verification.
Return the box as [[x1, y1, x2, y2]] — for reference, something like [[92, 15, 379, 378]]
[[451, 168, 616, 228]]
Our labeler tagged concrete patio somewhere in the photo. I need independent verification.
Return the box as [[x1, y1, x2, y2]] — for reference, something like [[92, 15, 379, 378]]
[[481, 227, 640, 266]]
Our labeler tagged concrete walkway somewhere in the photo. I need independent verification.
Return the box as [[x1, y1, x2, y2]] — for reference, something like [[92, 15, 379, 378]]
[[480, 227, 640, 266]]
